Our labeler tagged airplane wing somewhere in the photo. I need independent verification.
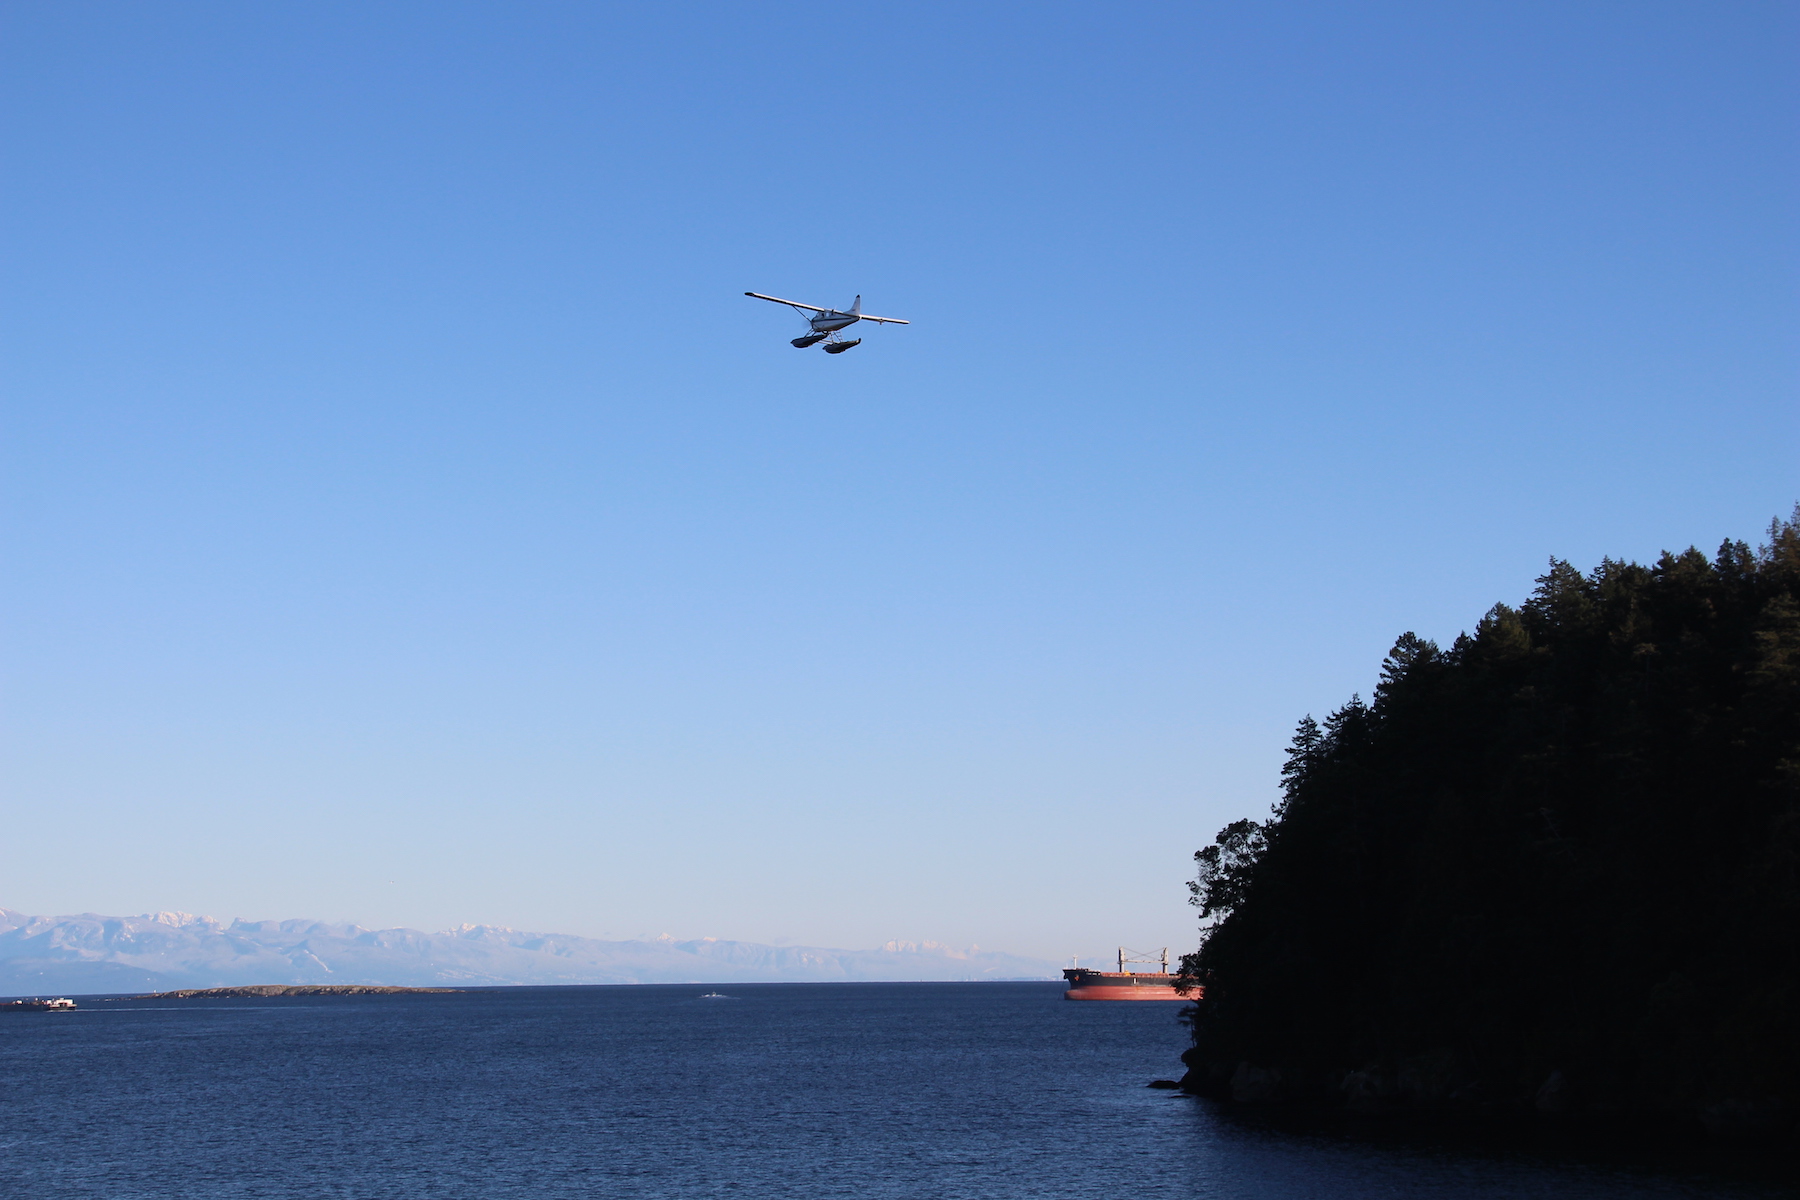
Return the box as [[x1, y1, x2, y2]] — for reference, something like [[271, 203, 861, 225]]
[[854, 313, 910, 325], [745, 292, 828, 314]]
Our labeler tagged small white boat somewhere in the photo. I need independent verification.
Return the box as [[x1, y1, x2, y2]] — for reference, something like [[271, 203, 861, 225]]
[[2, 997, 76, 1012]]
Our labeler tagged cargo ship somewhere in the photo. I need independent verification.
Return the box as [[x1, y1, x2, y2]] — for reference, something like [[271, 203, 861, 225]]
[[1062, 948, 1192, 1001]]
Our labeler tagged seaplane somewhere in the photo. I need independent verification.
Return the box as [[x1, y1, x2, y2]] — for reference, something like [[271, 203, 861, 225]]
[[744, 291, 909, 353]]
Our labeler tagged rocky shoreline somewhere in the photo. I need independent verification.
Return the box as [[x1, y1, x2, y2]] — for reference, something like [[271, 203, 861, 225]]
[[1176, 1049, 1797, 1157], [1168, 1059, 1796, 1190]]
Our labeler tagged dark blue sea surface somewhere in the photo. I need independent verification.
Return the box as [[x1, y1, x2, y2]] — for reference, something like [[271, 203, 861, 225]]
[[0, 982, 1777, 1198]]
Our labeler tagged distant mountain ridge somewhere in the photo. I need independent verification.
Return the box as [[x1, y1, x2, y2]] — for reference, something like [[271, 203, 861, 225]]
[[0, 908, 1060, 994]]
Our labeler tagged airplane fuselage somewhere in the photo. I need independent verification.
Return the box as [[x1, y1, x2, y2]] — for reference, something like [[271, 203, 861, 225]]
[[809, 311, 861, 333]]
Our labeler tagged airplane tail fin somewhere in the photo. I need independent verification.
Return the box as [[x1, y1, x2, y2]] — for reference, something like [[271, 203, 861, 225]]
[[850, 295, 861, 314]]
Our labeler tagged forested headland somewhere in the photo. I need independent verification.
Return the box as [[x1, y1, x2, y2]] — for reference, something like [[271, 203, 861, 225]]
[[1179, 511, 1800, 1156]]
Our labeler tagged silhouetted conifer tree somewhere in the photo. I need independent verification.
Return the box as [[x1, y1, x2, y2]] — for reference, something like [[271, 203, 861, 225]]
[[1180, 509, 1800, 1150]]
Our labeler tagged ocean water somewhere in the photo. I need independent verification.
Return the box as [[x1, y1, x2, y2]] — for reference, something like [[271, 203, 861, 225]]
[[0, 982, 1777, 1198]]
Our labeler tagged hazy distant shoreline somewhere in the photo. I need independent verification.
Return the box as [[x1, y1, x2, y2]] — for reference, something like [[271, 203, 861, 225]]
[[0, 908, 1061, 994], [133, 985, 464, 999]]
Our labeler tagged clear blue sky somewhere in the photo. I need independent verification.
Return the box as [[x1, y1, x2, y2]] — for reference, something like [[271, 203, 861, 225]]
[[3, 3, 1794, 963]]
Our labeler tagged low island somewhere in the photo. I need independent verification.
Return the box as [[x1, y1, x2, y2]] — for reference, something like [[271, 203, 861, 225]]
[[1178, 511, 1799, 1161], [134, 985, 464, 998]]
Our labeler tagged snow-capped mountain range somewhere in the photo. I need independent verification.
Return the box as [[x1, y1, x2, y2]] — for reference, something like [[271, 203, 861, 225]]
[[0, 908, 1060, 994]]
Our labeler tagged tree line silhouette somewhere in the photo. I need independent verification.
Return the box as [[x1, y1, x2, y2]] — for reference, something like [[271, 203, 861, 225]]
[[1179, 510, 1799, 1148]]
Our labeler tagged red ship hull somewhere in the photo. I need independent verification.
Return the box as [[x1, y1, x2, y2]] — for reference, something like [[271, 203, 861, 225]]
[[1061, 968, 1192, 1001]]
